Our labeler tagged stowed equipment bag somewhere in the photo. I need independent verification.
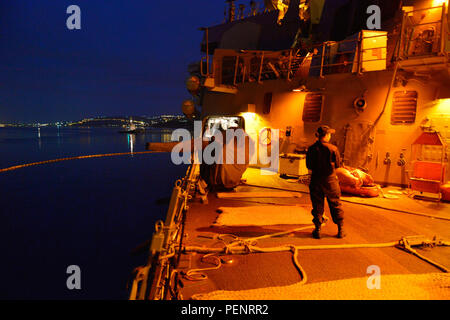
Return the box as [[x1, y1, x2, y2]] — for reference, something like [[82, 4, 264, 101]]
[[200, 129, 252, 190]]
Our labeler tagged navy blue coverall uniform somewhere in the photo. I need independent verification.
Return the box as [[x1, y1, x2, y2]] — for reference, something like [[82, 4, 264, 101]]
[[306, 140, 344, 227]]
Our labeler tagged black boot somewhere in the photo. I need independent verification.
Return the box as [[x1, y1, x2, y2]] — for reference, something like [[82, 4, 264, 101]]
[[312, 225, 321, 239], [337, 224, 346, 239]]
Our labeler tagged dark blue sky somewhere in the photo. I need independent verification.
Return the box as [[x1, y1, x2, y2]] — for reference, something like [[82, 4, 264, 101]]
[[0, 0, 231, 123]]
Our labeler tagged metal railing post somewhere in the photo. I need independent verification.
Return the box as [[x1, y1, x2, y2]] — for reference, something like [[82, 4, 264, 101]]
[[200, 57, 205, 76], [258, 52, 264, 83], [398, 11, 406, 59], [440, 3, 446, 55], [205, 28, 209, 75], [320, 43, 326, 78], [233, 55, 239, 85], [287, 50, 292, 81], [357, 32, 363, 75]]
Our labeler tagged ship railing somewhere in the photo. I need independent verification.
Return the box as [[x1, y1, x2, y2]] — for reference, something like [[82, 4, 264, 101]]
[[200, 55, 214, 77], [224, 50, 305, 84], [206, 33, 389, 87], [199, 3, 448, 87], [309, 32, 392, 77], [205, 49, 308, 86], [129, 163, 198, 300], [397, 3, 448, 60]]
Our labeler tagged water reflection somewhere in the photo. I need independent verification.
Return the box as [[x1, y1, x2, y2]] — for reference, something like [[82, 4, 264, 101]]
[[57, 126, 61, 146], [150, 133, 159, 142], [161, 132, 171, 143], [127, 133, 135, 154], [150, 130, 172, 143], [78, 129, 92, 145], [0, 126, 189, 299], [26, 127, 177, 155], [37, 127, 41, 150]]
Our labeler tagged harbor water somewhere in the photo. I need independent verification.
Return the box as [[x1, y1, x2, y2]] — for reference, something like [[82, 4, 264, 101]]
[[0, 127, 187, 299]]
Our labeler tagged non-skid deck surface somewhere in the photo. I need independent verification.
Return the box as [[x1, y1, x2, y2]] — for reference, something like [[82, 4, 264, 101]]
[[216, 191, 301, 199], [192, 273, 450, 300], [213, 205, 313, 226], [241, 168, 450, 220]]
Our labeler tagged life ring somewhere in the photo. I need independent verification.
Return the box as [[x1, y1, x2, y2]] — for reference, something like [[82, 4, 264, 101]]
[[259, 127, 272, 146], [340, 185, 380, 197]]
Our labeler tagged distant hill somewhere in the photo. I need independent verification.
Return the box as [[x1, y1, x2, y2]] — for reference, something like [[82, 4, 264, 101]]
[[68, 115, 193, 129]]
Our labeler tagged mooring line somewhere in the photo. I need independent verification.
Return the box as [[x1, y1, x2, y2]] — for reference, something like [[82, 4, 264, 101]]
[[182, 234, 450, 284]]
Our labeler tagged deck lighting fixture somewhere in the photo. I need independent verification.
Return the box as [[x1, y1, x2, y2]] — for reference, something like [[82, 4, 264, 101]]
[[293, 85, 307, 92], [432, 0, 448, 7], [435, 99, 450, 112]]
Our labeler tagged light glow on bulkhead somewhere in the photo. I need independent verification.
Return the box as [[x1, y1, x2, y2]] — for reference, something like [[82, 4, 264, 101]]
[[432, 0, 448, 7]]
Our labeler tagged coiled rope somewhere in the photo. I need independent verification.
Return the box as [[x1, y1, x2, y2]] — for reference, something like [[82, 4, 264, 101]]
[[181, 225, 315, 282], [0, 151, 161, 173], [182, 229, 450, 285]]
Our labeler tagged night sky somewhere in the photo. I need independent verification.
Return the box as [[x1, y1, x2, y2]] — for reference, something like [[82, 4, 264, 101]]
[[0, 0, 230, 123]]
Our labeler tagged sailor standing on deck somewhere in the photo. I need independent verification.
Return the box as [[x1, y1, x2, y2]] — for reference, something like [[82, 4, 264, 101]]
[[306, 126, 346, 239]]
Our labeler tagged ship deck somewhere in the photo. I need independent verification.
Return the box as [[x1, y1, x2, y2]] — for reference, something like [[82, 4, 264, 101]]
[[176, 168, 450, 300]]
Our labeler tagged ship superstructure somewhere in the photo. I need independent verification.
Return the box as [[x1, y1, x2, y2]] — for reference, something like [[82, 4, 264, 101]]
[[129, 0, 450, 300], [192, 0, 450, 188]]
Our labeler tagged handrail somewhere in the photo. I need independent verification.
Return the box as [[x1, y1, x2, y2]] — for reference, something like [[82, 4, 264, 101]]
[[233, 33, 389, 82], [399, 3, 447, 59], [320, 41, 326, 78], [200, 56, 206, 76], [201, 2, 447, 86], [129, 163, 199, 300], [200, 56, 213, 77], [402, 4, 446, 14], [258, 52, 264, 83], [287, 50, 293, 81], [439, 3, 446, 54]]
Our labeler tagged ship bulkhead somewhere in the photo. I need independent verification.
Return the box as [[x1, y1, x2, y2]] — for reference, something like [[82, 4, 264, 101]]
[[193, 0, 450, 187]]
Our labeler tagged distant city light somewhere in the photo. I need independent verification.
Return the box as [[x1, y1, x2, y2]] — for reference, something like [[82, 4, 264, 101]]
[[1, 114, 188, 128]]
